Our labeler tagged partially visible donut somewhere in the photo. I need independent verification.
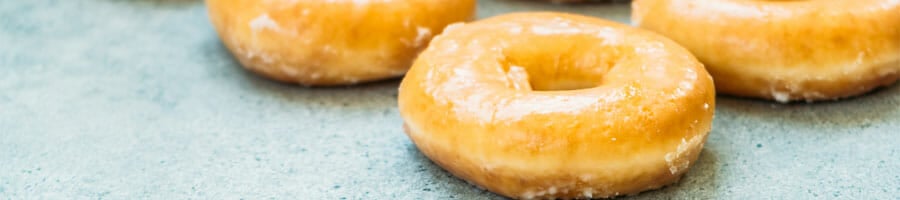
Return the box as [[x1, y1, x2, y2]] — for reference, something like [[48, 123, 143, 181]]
[[633, 0, 900, 102], [207, 0, 476, 86], [399, 12, 715, 199]]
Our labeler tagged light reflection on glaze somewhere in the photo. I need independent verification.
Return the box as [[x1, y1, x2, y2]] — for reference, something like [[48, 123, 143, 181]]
[[421, 16, 709, 124]]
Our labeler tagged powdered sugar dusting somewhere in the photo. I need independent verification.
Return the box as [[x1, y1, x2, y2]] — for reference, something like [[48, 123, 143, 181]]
[[249, 13, 280, 32], [243, 49, 276, 64], [771, 90, 791, 103], [530, 24, 582, 35], [413, 27, 432, 47], [506, 65, 530, 90], [521, 191, 535, 199], [664, 135, 703, 175], [583, 188, 594, 198]]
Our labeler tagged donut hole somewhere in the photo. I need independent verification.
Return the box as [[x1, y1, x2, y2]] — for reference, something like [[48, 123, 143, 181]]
[[502, 34, 621, 91]]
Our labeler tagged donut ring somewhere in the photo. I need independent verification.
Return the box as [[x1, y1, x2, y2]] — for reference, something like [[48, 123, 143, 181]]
[[398, 12, 716, 199], [207, 0, 476, 86], [633, 0, 900, 102]]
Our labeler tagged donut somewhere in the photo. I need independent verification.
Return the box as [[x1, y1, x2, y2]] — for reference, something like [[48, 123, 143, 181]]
[[206, 0, 476, 86], [398, 12, 716, 199], [633, 0, 900, 102]]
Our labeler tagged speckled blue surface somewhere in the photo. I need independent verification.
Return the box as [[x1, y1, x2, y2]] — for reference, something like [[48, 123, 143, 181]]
[[1, 0, 898, 199]]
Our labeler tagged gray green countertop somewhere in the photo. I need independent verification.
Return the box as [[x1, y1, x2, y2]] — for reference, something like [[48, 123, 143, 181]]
[[1, 0, 898, 199]]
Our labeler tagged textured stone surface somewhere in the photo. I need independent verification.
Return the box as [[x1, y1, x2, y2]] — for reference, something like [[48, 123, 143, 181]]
[[1, 0, 898, 199]]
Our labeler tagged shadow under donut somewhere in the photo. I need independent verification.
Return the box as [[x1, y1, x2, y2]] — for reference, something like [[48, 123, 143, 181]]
[[408, 143, 507, 200], [714, 82, 899, 129], [628, 147, 722, 199], [406, 135, 723, 199]]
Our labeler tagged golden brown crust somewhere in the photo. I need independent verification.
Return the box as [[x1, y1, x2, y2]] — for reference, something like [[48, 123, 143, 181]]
[[206, 0, 476, 86], [633, 0, 900, 102], [398, 12, 715, 199]]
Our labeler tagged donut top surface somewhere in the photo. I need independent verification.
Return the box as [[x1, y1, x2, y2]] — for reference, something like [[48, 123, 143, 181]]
[[400, 12, 716, 173], [405, 12, 714, 124]]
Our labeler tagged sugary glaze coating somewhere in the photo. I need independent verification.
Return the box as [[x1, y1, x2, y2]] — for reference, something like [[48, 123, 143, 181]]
[[398, 12, 716, 199], [633, 0, 900, 102], [207, 0, 476, 86]]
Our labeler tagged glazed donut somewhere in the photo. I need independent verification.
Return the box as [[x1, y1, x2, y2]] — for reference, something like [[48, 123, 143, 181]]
[[206, 0, 476, 86], [398, 12, 715, 199], [633, 0, 900, 102]]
